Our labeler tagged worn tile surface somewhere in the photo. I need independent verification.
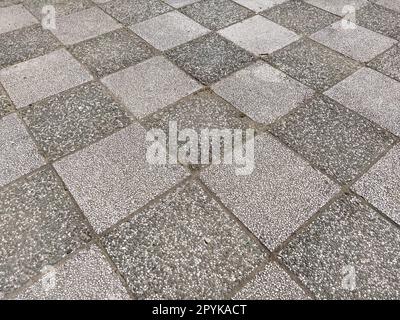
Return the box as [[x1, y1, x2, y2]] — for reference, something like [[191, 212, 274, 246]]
[[270, 95, 396, 184], [21, 82, 131, 161], [2, 0, 400, 300], [0, 168, 91, 295], [0, 114, 45, 187], [54, 123, 189, 233], [69, 28, 155, 78], [166, 33, 255, 84], [131, 11, 209, 51], [180, 0, 254, 30], [267, 38, 360, 91], [102, 180, 266, 299], [102, 56, 202, 118], [218, 15, 299, 55], [326, 67, 400, 136], [212, 61, 314, 124], [279, 194, 400, 299]]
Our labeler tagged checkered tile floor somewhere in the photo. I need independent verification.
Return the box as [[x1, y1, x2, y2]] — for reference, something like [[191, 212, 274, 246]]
[[1, 0, 400, 300]]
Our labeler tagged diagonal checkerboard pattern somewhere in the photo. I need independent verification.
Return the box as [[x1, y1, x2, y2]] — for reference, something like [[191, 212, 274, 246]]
[[1, 0, 400, 300]]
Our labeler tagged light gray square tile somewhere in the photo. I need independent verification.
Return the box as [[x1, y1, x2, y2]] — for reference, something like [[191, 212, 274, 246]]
[[0, 4, 37, 34], [280, 194, 400, 299], [311, 21, 397, 62], [17, 245, 130, 300], [0, 168, 92, 295], [354, 144, 400, 225], [218, 15, 299, 55], [304, 0, 368, 16], [0, 114, 45, 187], [50, 7, 121, 45], [101, 56, 202, 118], [130, 11, 209, 51], [0, 49, 92, 108], [102, 180, 266, 299], [212, 61, 314, 124], [232, 0, 288, 12], [234, 262, 309, 300], [54, 123, 189, 233], [201, 133, 339, 250], [325, 67, 400, 136]]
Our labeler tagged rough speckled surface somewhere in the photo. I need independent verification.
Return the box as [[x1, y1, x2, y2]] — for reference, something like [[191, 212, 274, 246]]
[[232, 0, 287, 12], [201, 133, 339, 250], [261, 0, 338, 35], [17, 245, 129, 300], [23, 0, 93, 18], [0, 85, 13, 118], [166, 33, 255, 84], [304, 0, 368, 16], [369, 44, 400, 82], [70, 28, 155, 78], [102, 180, 267, 299], [20, 82, 131, 161], [0, 4, 37, 34], [0, 168, 92, 295], [179, 0, 254, 30], [279, 194, 400, 300], [267, 38, 360, 91], [270, 95, 396, 184], [234, 262, 309, 300]]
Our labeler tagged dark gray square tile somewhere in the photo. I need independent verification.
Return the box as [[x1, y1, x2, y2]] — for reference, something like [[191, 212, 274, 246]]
[[69, 28, 156, 78], [165, 33, 255, 84], [21, 82, 131, 161], [357, 3, 400, 41], [266, 38, 360, 91], [0, 85, 13, 118], [0, 24, 61, 69], [179, 0, 254, 30], [368, 44, 400, 82], [0, 168, 92, 295], [261, 0, 338, 35], [100, 0, 171, 25], [102, 180, 266, 299], [270, 95, 396, 184], [279, 194, 400, 299], [23, 0, 93, 18]]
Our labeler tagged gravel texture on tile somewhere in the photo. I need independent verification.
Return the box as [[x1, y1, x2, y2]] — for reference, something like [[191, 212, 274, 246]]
[[23, 0, 93, 18], [304, 0, 368, 16], [368, 44, 400, 82], [102, 56, 202, 118], [164, 0, 200, 8], [270, 95, 396, 184], [279, 194, 400, 299], [54, 123, 189, 233], [20, 82, 132, 161], [69, 28, 155, 78], [0, 0, 22, 7], [201, 133, 339, 250], [0, 24, 61, 69], [0, 4, 37, 34], [0, 85, 14, 118], [0, 49, 93, 108], [354, 144, 400, 225], [102, 180, 267, 299], [212, 61, 314, 124], [17, 245, 129, 300], [261, 0, 338, 35], [0, 168, 92, 295], [50, 7, 121, 45], [0, 113, 45, 187], [311, 21, 397, 63], [179, 0, 254, 30], [130, 11, 209, 51], [374, 0, 400, 13], [165, 33, 255, 85], [100, 0, 171, 25], [232, 0, 288, 12], [356, 3, 400, 41], [325, 67, 400, 136], [266, 38, 360, 91], [218, 15, 299, 55], [234, 262, 309, 300]]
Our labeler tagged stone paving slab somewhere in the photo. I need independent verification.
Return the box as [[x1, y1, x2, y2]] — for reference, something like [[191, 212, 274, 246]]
[[0, 4, 37, 34], [23, 0, 93, 18], [304, 0, 368, 16], [368, 43, 400, 82]]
